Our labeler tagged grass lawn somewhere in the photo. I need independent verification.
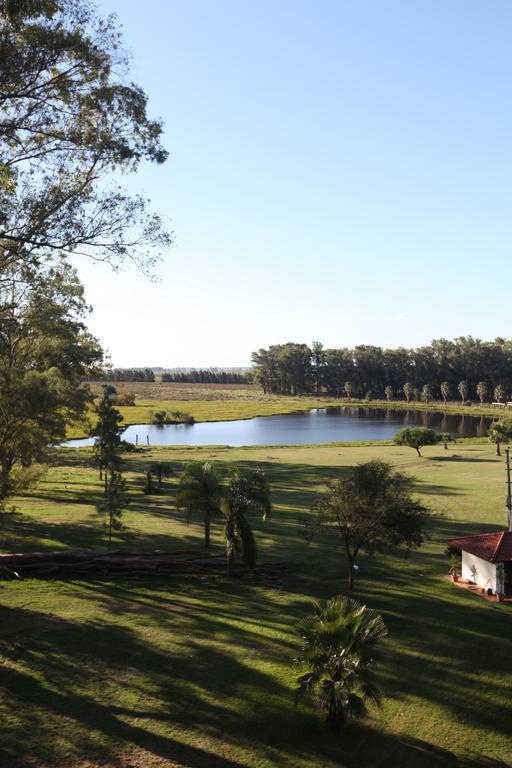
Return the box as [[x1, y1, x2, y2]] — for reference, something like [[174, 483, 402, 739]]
[[1, 440, 511, 767], [66, 381, 507, 439]]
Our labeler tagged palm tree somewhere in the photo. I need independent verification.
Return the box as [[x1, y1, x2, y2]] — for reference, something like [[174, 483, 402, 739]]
[[440, 381, 449, 406], [384, 385, 392, 402], [149, 461, 173, 490], [458, 380, 468, 405], [421, 384, 432, 404], [476, 381, 488, 406], [176, 462, 223, 548], [494, 384, 505, 404], [223, 469, 271, 575], [295, 596, 387, 729], [403, 382, 413, 403], [488, 421, 509, 456]]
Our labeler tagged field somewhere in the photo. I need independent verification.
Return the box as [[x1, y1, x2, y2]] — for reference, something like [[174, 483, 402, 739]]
[[68, 381, 509, 439], [1, 439, 511, 767]]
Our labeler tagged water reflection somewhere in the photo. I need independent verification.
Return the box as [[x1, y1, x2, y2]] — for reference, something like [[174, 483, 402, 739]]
[[63, 406, 495, 448]]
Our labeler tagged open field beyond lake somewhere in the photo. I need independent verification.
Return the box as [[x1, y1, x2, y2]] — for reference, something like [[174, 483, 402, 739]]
[[67, 381, 509, 440], [1, 440, 511, 767]]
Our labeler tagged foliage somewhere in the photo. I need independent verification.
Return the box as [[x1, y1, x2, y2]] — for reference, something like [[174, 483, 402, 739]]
[[476, 381, 488, 405], [177, 462, 223, 548], [393, 427, 438, 457], [148, 461, 173, 491], [494, 384, 505, 404], [458, 381, 468, 405], [91, 394, 123, 483], [487, 420, 512, 456], [448, 553, 459, 577], [421, 384, 432, 403], [251, 338, 512, 401], [0, 259, 102, 498], [0, 0, 170, 273], [384, 385, 393, 401], [96, 470, 127, 549], [224, 469, 272, 573], [306, 460, 429, 589], [439, 432, 452, 450], [403, 382, 413, 403], [295, 596, 387, 729]]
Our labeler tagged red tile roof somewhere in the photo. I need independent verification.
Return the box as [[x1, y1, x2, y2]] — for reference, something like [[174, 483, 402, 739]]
[[447, 531, 512, 563]]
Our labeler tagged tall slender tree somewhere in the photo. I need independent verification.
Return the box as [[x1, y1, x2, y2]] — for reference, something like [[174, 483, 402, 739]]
[[458, 380, 469, 405], [440, 381, 450, 405], [476, 381, 488, 406], [177, 462, 223, 549], [91, 393, 123, 493], [224, 469, 272, 575]]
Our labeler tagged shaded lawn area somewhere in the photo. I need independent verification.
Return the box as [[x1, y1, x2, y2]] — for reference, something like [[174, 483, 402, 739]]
[[0, 441, 511, 767]]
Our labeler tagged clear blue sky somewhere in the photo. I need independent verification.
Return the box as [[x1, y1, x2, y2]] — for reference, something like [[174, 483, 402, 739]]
[[80, 0, 512, 367]]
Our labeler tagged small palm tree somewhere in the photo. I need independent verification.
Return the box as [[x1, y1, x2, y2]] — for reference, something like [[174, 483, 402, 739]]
[[488, 421, 509, 456], [421, 384, 432, 404], [344, 381, 353, 399], [476, 381, 488, 406], [295, 596, 387, 729], [458, 380, 468, 405], [440, 381, 449, 406], [223, 469, 271, 575], [149, 461, 173, 490], [384, 385, 393, 402], [403, 382, 413, 403], [177, 462, 223, 548], [494, 384, 505, 404]]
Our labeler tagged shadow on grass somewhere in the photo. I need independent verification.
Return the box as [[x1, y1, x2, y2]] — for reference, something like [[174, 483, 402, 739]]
[[0, 598, 506, 768]]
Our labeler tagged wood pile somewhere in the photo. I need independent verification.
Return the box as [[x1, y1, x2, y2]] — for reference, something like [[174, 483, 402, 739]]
[[0, 549, 291, 581]]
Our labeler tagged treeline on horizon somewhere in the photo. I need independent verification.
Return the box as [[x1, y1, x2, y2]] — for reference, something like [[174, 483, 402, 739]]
[[92, 368, 156, 382], [162, 369, 253, 384], [251, 338, 512, 401]]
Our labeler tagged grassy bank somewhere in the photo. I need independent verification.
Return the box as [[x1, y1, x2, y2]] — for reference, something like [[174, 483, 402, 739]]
[[1, 440, 511, 766], [67, 382, 506, 439]]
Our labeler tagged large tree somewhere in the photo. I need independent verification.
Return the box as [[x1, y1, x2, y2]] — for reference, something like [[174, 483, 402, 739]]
[[0, 0, 170, 274], [307, 460, 429, 590], [393, 427, 438, 457], [0, 259, 102, 498]]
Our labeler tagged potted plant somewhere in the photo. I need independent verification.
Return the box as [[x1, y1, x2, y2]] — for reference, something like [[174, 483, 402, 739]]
[[497, 568, 508, 602], [449, 553, 459, 582]]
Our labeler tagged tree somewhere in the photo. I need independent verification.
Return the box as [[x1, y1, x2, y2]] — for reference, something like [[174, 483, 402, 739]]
[[224, 469, 272, 575], [0, 0, 171, 274], [311, 341, 325, 395], [177, 462, 223, 549], [403, 382, 413, 403], [0, 259, 102, 499], [488, 420, 512, 457], [440, 381, 450, 405], [295, 596, 387, 729], [494, 384, 505, 404], [421, 384, 432, 404], [306, 460, 429, 590], [97, 471, 128, 549], [384, 385, 393, 402], [476, 381, 488, 406], [393, 427, 437, 457], [149, 462, 173, 491], [440, 432, 452, 450], [458, 380, 468, 405], [344, 381, 354, 399], [91, 393, 123, 491]]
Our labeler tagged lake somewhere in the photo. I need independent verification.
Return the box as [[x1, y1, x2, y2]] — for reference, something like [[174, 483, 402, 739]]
[[63, 406, 495, 447]]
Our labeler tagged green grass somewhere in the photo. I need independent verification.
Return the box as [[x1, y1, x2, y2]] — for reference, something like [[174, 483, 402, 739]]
[[66, 381, 507, 438], [1, 440, 511, 767]]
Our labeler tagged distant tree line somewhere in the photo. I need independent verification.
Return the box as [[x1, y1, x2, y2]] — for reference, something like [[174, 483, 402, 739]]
[[161, 369, 253, 384], [251, 338, 512, 402], [92, 368, 156, 383]]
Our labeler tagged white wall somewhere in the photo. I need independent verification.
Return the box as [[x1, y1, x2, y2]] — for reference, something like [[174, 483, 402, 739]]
[[462, 551, 497, 593]]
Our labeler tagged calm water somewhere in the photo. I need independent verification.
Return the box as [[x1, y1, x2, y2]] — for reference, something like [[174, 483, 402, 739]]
[[63, 407, 494, 448]]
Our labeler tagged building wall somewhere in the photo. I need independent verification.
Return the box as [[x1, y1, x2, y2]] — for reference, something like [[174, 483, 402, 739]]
[[462, 551, 497, 593]]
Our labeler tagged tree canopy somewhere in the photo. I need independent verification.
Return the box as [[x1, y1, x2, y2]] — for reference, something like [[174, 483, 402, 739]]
[[0, 0, 171, 274], [0, 259, 101, 498], [393, 427, 438, 457], [306, 460, 429, 590]]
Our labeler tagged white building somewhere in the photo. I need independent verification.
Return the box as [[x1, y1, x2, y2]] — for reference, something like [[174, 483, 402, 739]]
[[448, 531, 512, 596]]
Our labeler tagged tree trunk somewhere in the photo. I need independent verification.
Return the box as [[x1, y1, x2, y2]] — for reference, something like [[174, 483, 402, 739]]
[[108, 513, 112, 550], [204, 517, 210, 549], [0, 462, 11, 499], [497, 441, 501, 456], [99, 464, 103, 480], [416, 447, 422, 457], [226, 514, 235, 575], [348, 559, 354, 591], [104, 472, 108, 497]]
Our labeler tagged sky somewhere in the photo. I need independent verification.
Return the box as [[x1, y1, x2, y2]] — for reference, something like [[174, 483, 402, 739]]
[[80, 0, 512, 368]]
